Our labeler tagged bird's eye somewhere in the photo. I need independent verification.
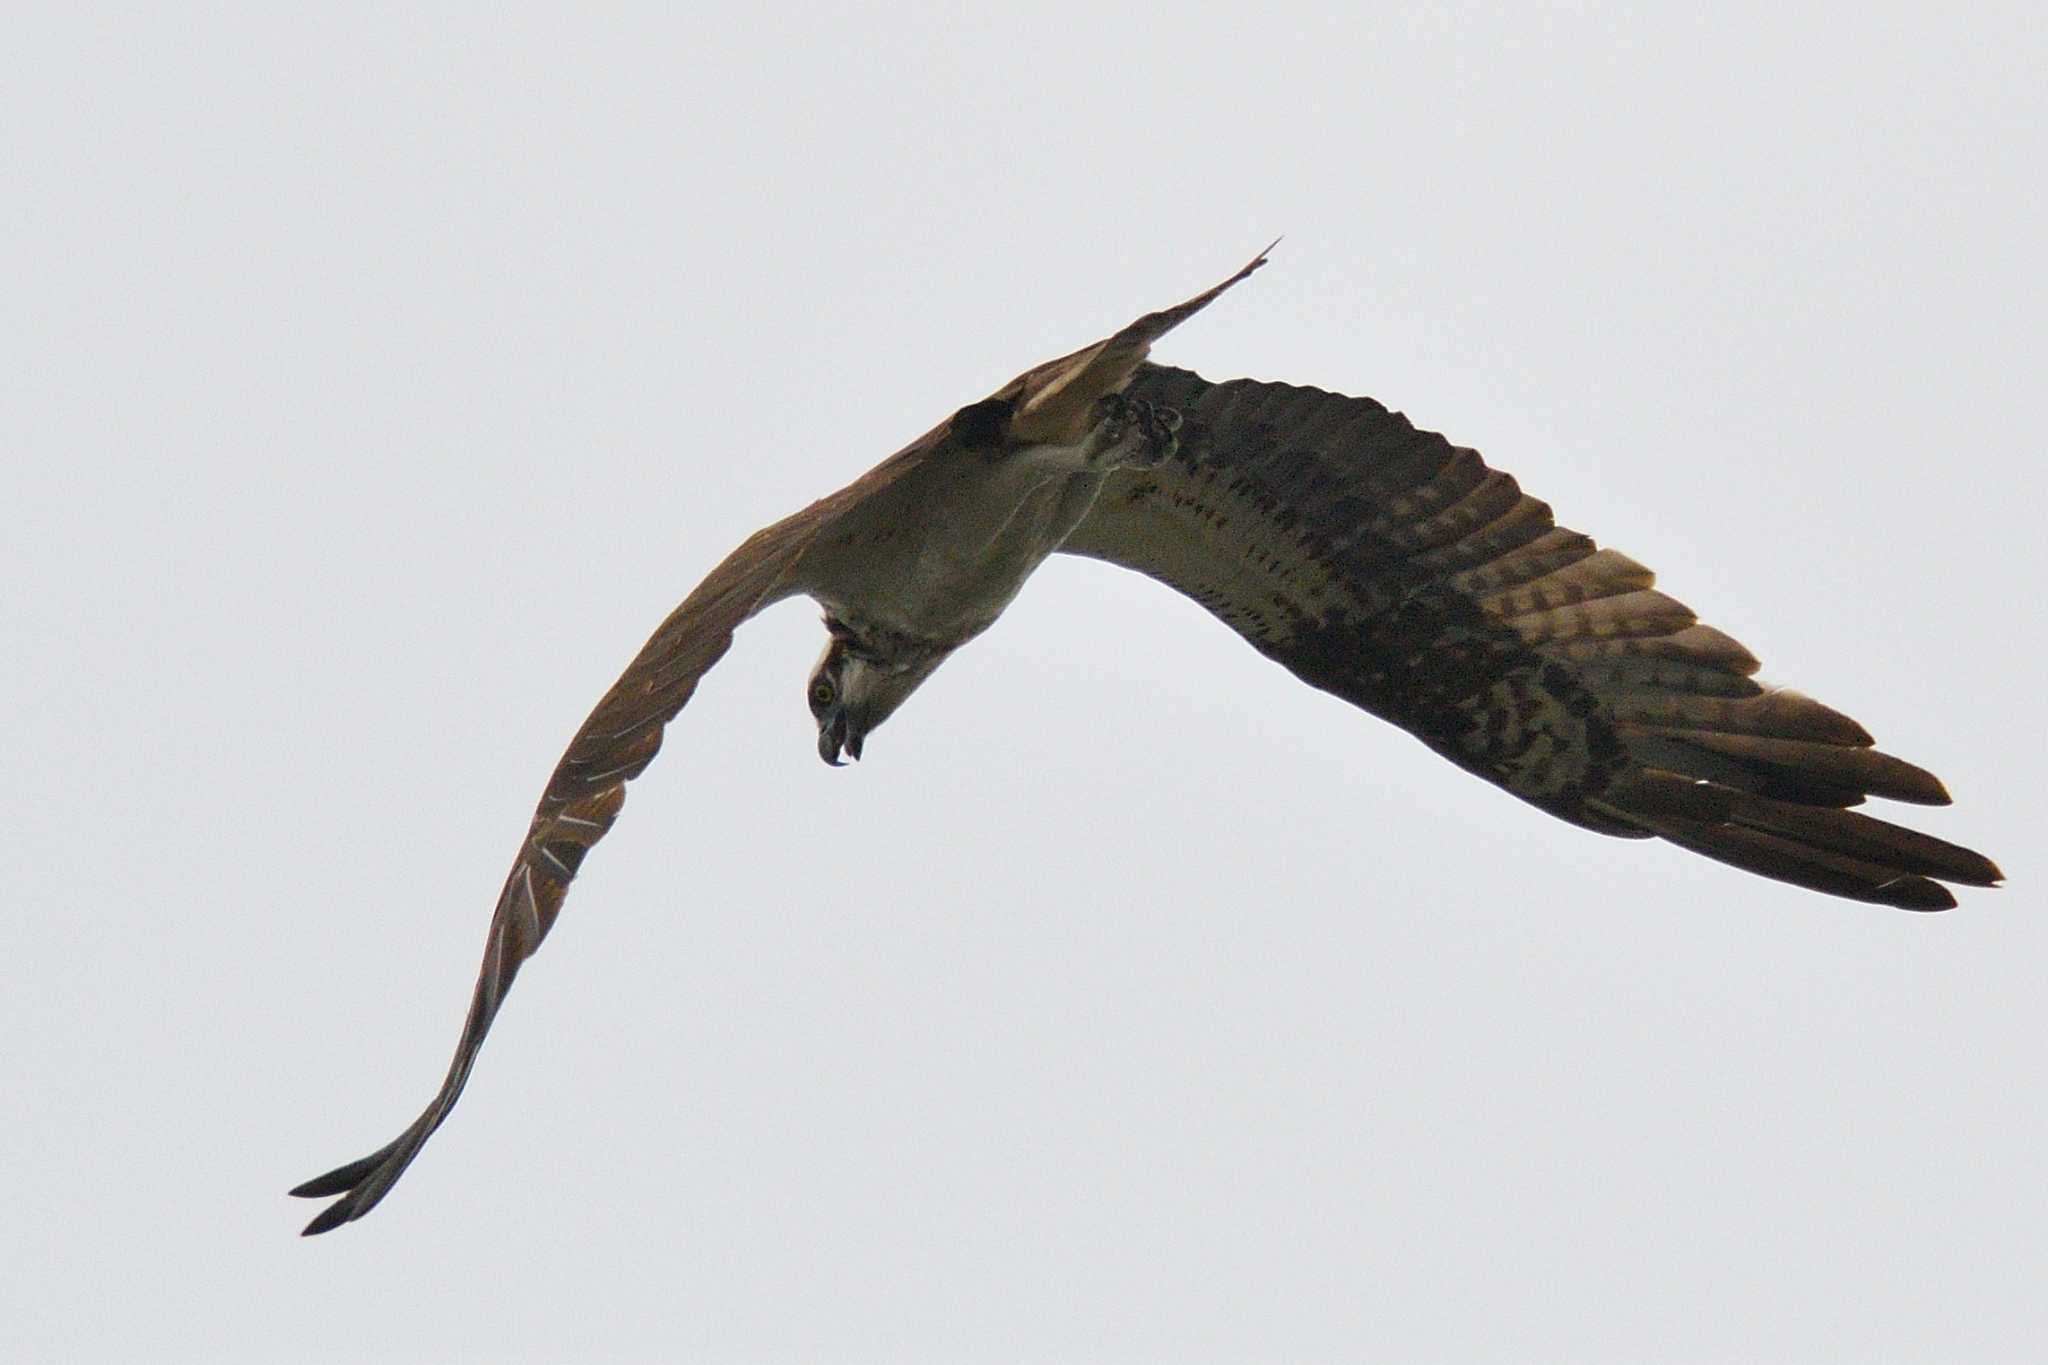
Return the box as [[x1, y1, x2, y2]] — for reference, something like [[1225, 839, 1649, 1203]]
[[810, 679, 836, 709]]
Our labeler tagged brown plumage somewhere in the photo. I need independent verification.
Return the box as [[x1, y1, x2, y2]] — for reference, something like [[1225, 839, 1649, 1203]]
[[293, 249, 1998, 1236], [1069, 365, 1999, 908]]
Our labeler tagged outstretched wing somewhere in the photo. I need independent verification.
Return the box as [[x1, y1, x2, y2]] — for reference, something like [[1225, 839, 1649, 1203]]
[[288, 251, 1278, 1237], [291, 506, 826, 1234], [1061, 363, 2000, 909], [293, 391, 984, 1236]]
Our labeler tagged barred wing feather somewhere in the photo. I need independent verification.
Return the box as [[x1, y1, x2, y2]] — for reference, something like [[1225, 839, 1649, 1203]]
[[1061, 364, 2000, 910]]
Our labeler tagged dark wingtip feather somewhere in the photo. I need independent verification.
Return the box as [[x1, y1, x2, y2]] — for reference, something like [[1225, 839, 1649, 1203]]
[[288, 1172, 351, 1199], [299, 1201, 355, 1237], [1934, 847, 2000, 887], [289, 1150, 385, 1199], [1728, 794, 2002, 887], [1869, 877, 1957, 912], [1594, 791, 1992, 911]]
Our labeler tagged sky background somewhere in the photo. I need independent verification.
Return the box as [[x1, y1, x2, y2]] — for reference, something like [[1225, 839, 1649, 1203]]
[[6, 4, 2044, 1361]]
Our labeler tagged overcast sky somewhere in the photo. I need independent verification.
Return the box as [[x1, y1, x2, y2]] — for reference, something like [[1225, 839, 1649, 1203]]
[[6, 4, 2043, 1361]]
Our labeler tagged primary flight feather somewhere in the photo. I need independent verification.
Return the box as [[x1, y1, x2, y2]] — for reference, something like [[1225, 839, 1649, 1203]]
[[292, 248, 1999, 1235]]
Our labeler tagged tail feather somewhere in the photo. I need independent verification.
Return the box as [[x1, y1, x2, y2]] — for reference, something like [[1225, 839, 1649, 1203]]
[[1010, 244, 1273, 444]]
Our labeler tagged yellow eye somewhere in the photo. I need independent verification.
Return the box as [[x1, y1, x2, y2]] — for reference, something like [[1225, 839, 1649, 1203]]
[[811, 679, 836, 708]]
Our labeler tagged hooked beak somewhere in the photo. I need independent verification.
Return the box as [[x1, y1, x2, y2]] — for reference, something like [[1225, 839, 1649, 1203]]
[[817, 704, 866, 766]]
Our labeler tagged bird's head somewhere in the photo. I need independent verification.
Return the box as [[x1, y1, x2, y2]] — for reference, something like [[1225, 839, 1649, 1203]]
[[807, 628, 946, 766]]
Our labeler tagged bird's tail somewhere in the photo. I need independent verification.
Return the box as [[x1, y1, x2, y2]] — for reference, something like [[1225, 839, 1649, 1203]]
[[1008, 242, 1276, 444]]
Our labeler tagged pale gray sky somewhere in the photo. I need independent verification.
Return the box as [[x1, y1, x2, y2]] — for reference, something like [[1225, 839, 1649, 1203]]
[[6, 4, 2043, 1361]]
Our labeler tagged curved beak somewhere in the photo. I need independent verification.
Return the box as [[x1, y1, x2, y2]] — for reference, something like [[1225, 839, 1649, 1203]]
[[817, 704, 866, 766]]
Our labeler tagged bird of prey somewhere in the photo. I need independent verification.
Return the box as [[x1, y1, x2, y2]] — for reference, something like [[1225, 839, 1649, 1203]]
[[293, 247, 1999, 1235]]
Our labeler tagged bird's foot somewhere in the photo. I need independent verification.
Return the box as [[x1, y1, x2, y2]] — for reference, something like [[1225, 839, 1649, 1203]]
[[1095, 394, 1182, 467]]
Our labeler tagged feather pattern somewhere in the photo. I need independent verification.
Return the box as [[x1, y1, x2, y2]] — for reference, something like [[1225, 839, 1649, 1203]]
[[1062, 364, 2000, 909]]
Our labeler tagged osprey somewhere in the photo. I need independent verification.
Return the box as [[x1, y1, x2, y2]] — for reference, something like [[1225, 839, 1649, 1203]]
[[294, 248, 2000, 1235]]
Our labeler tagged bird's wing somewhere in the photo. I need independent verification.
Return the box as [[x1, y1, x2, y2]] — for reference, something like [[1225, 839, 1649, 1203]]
[[1059, 363, 2000, 909], [288, 248, 1275, 1237], [291, 444, 940, 1235]]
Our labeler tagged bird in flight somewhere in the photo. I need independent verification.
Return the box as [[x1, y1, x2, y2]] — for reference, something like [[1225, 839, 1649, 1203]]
[[293, 247, 1999, 1235]]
